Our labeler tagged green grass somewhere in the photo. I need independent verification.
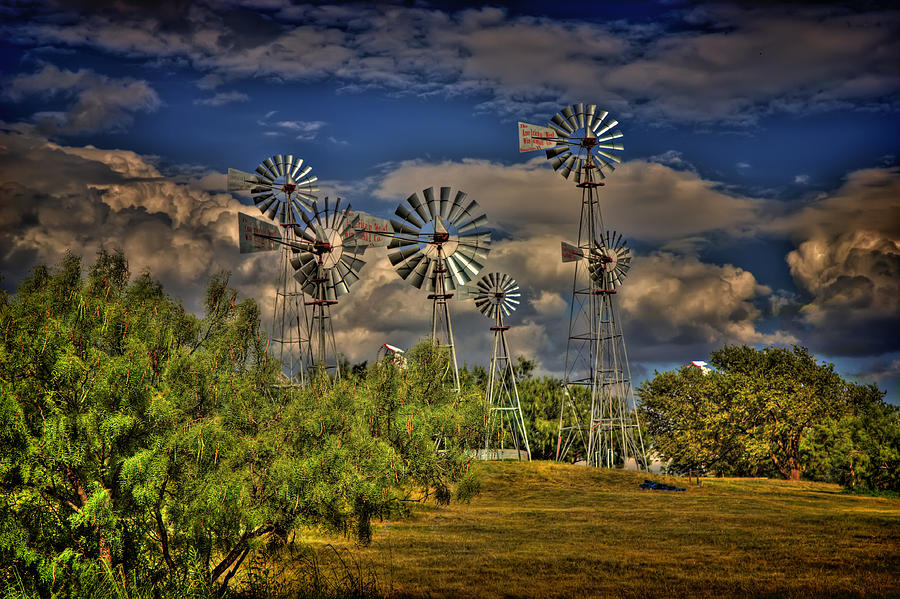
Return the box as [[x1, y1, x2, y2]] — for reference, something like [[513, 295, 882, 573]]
[[302, 461, 900, 599]]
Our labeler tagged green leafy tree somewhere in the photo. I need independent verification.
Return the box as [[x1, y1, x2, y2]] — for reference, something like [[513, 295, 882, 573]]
[[638, 345, 887, 481], [636, 366, 760, 476], [0, 251, 484, 596], [801, 396, 900, 492]]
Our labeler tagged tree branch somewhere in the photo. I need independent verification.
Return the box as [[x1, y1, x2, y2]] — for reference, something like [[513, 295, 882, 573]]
[[156, 478, 175, 572], [210, 524, 274, 583]]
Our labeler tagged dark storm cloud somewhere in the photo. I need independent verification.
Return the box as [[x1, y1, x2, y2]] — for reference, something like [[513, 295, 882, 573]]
[[5, 64, 160, 134], [5, 2, 897, 124]]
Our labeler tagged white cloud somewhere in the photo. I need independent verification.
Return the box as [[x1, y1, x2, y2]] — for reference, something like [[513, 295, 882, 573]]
[[619, 252, 797, 359], [0, 127, 275, 318], [273, 119, 326, 140], [531, 290, 566, 315], [193, 91, 249, 106], [372, 157, 767, 243]]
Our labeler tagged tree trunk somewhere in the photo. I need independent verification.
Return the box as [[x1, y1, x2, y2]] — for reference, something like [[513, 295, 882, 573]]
[[98, 533, 113, 569], [65, 466, 113, 568]]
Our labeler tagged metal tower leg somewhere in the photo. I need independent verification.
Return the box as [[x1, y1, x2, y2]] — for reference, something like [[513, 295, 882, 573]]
[[272, 226, 310, 386], [429, 246, 461, 392], [306, 262, 341, 379], [484, 312, 531, 460]]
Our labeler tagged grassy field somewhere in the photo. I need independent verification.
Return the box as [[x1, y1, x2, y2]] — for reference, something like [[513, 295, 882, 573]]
[[293, 461, 899, 598]]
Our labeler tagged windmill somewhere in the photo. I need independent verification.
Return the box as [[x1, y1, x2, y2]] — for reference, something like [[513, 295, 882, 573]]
[[228, 154, 318, 385], [387, 186, 491, 392], [519, 104, 646, 468], [290, 197, 366, 378], [473, 273, 531, 461]]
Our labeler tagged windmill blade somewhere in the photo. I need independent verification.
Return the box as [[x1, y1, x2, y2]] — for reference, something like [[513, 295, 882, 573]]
[[407, 191, 431, 223], [572, 158, 584, 183], [584, 105, 598, 131], [396, 252, 426, 281], [446, 190, 470, 224], [407, 256, 433, 289], [594, 119, 619, 139], [451, 251, 484, 277], [550, 113, 574, 134], [589, 109, 609, 133], [423, 187, 440, 221], [558, 155, 577, 179], [561, 105, 578, 131], [256, 163, 274, 180], [439, 186, 452, 219], [262, 157, 278, 178], [275, 201, 291, 224], [336, 260, 360, 287], [550, 151, 572, 171], [288, 158, 304, 179], [445, 255, 471, 287], [473, 272, 522, 321], [573, 102, 585, 130], [447, 195, 478, 227], [254, 192, 276, 213], [395, 203, 424, 229], [388, 244, 422, 266], [390, 217, 421, 237], [456, 231, 491, 246], [546, 145, 570, 160], [457, 213, 488, 234]]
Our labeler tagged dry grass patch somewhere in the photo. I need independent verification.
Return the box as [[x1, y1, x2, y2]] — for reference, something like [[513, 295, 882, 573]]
[[304, 461, 900, 598]]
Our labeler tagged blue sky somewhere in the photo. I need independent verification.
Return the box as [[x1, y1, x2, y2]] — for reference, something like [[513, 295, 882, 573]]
[[1, 0, 898, 401]]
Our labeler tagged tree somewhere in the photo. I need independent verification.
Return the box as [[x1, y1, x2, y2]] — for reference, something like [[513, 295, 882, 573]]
[[636, 366, 757, 476], [0, 250, 484, 596], [801, 397, 900, 492], [637, 345, 887, 481]]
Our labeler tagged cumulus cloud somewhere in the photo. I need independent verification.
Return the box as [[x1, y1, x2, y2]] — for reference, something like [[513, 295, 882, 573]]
[[0, 126, 275, 319], [5, 3, 897, 123], [765, 167, 900, 356], [787, 231, 899, 355], [5, 64, 160, 134], [618, 252, 796, 360], [372, 157, 766, 243]]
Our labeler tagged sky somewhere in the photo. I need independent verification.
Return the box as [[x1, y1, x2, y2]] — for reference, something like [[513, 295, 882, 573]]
[[1, 0, 898, 402]]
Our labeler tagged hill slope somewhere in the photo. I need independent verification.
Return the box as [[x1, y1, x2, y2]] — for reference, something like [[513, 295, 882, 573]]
[[321, 461, 899, 598]]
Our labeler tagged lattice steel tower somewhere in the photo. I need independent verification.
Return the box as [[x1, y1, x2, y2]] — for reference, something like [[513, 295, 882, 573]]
[[228, 154, 318, 385], [520, 104, 646, 467], [474, 273, 531, 460]]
